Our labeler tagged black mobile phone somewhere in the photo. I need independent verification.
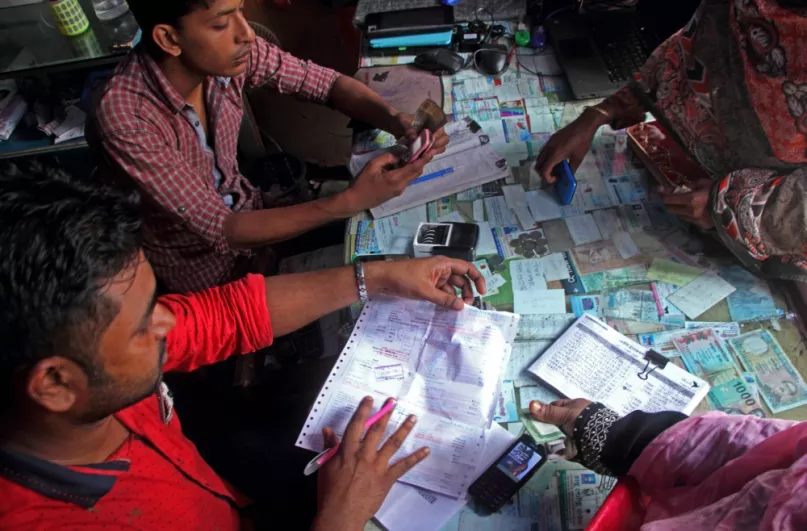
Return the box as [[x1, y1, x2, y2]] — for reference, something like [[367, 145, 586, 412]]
[[468, 434, 548, 514]]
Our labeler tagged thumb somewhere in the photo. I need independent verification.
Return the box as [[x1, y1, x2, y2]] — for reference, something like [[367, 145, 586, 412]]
[[529, 401, 574, 427], [428, 287, 464, 311]]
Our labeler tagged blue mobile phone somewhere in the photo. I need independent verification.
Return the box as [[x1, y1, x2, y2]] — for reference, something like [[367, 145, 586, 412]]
[[552, 160, 577, 206]]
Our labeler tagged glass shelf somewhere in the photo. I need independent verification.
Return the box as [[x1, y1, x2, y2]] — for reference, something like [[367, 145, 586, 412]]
[[0, 0, 137, 80]]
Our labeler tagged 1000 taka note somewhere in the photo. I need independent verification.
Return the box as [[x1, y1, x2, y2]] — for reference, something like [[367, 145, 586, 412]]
[[673, 328, 765, 416], [728, 329, 807, 414]]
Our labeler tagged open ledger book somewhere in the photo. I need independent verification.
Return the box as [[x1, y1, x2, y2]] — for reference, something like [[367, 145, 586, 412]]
[[349, 118, 511, 218], [527, 314, 710, 416], [296, 296, 520, 498]]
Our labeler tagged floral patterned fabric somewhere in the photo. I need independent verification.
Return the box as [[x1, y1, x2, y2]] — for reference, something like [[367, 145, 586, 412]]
[[612, 0, 807, 280]]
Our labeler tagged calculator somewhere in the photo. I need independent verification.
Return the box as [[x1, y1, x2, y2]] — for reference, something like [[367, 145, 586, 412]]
[[468, 434, 548, 514]]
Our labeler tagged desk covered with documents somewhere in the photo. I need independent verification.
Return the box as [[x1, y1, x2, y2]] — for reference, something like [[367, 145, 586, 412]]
[[316, 52, 807, 531]]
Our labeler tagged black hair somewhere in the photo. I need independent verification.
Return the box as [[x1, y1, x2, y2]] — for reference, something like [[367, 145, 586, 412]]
[[128, 0, 212, 56], [0, 164, 142, 399]]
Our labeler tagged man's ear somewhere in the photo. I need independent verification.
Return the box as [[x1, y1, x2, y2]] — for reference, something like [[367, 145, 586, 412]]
[[26, 358, 87, 414], [152, 24, 183, 58]]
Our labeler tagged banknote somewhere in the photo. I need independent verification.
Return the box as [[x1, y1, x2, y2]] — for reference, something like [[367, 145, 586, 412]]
[[710, 372, 766, 417], [684, 321, 741, 340], [671, 328, 764, 414], [637, 329, 684, 356], [601, 289, 660, 323], [673, 328, 739, 375], [728, 330, 807, 414]]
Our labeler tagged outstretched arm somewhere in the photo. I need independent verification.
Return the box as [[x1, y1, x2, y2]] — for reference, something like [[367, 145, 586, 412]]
[[163, 257, 485, 372]]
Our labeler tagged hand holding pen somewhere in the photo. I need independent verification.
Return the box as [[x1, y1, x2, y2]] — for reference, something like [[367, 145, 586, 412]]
[[310, 396, 431, 531]]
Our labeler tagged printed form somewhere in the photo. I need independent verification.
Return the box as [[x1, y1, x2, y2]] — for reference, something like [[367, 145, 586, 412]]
[[296, 296, 520, 498], [527, 314, 709, 416]]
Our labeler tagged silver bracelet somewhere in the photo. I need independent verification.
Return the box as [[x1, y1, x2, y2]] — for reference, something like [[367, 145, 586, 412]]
[[355, 261, 368, 303]]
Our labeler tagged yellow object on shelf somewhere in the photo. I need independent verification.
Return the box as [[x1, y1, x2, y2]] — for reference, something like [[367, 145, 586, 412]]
[[49, 0, 90, 36]]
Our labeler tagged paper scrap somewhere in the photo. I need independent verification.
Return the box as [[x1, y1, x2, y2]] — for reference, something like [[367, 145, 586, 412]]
[[494, 84, 522, 102], [539, 253, 569, 282], [502, 184, 537, 230], [489, 273, 507, 291], [611, 231, 640, 259], [472, 199, 485, 222], [526, 189, 563, 223], [647, 258, 705, 287], [564, 214, 603, 245], [474, 221, 498, 257], [510, 258, 548, 290], [667, 271, 737, 319], [484, 195, 518, 227], [472, 259, 500, 298], [514, 288, 566, 315], [493, 379, 519, 422]]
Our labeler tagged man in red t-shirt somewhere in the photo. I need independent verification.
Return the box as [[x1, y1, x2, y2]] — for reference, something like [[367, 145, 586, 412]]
[[0, 169, 485, 530]]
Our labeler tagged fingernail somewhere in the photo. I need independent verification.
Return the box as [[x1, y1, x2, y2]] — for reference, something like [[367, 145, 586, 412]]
[[530, 401, 541, 412], [408, 414, 418, 423], [363, 396, 372, 404], [421, 447, 430, 456]]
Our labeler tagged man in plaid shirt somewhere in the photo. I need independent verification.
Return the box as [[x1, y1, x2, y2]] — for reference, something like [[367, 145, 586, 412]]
[[88, 0, 448, 293]]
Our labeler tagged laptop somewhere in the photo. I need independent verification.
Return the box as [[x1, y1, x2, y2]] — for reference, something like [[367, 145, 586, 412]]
[[548, 10, 659, 100]]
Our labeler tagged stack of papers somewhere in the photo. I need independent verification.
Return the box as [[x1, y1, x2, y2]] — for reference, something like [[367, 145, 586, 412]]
[[296, 296, 520, 498], [350, 118, 511, 219]]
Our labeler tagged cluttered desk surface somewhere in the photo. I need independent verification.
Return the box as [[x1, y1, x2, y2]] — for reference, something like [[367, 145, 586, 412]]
[[337, 21, 807, 531]]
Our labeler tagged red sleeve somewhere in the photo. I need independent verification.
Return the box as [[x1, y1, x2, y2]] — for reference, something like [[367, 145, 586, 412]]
[[161, 274, 273, 372]]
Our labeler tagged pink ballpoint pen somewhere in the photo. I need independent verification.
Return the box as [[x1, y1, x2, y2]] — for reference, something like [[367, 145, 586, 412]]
[[303, 398, 397, 476]]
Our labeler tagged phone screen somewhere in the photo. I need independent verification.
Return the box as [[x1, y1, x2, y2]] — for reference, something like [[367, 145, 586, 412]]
[[495, 441, 543, 482]]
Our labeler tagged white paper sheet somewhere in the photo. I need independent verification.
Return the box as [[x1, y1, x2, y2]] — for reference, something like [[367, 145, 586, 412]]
[[667, 272, 737, 319], [296, 297, 520, 497], [514, 288, 566, 315], [539, 253, 569, 281], [510, 258, 548, 291], [494, 84, 522, 102], [472, 199, 485, 222], [484, 196, 518, 227], [478, 119, 507, 144], [369, 121, 510, 218], [375, 424, 516, 531], [527, 314, 710, 416], [502, 184, 537, 230], [564, 214, 603, 245], [375, 205, 429, 255], [525, 190, 563, 223], [474, 221, 498, 257]]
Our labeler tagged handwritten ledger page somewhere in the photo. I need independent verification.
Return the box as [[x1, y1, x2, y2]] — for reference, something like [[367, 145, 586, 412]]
[[527, 314, 709, 415]]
